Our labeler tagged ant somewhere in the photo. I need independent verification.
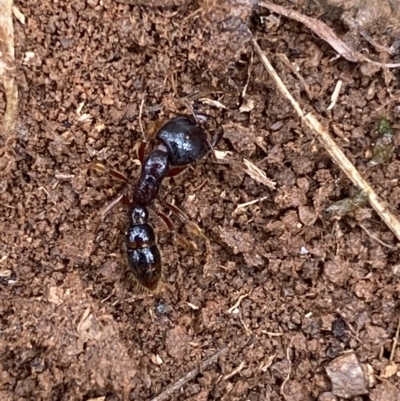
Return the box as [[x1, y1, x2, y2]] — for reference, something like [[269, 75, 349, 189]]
[[92, 114, 223, 291]]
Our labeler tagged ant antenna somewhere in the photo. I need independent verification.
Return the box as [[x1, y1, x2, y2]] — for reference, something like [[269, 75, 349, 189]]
[[181, 98, 201, 124]]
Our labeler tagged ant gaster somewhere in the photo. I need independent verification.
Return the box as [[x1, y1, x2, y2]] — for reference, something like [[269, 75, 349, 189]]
[[125, 114, 222, 290]]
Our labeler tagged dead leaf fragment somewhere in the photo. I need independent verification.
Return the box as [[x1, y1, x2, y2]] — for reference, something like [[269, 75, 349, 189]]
[[48, 286, 64, 305], [239, 98, 255, 112], [165, 326, 191, 359], [380, 361, 398, 378]]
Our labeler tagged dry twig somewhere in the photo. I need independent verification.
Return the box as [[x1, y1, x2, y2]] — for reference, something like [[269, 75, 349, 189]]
[[278, 53, 313, 99], [280, 343, 292, 400], [150, 347, 229, 401], [359, 224, 396, 250], [327, 79, 342, 111], [228, 292, 251, 313], [390, 315, 400, 361], [223, 361, 245, 381], [252, 38, 400, 243], [0, 0, 18, 137], [258, 0, 400, 68]]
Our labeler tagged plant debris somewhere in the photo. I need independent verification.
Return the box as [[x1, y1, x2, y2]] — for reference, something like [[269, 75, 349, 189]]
[[368, 117, 395, 166], [325, 189, 369, 218]]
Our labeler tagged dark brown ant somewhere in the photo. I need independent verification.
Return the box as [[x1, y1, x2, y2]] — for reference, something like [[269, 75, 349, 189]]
[[93, 114, 223, 291]]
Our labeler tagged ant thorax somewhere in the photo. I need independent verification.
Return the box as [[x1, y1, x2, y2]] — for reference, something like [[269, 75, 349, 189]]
[[133, 145, 170, 206]]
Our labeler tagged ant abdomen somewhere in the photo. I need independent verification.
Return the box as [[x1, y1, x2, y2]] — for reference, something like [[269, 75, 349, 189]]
[[126, 223, 162, 291], [157, 116, 211, 166], [126, 246, 162, 291], [126, 206, 161, 290]]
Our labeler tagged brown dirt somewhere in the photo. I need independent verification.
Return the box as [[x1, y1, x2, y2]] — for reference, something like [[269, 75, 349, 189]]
[[1, 0, 400, 400]]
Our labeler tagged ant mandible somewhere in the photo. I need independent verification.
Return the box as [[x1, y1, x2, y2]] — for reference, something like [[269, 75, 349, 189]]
[[93, 114, 223, 291]]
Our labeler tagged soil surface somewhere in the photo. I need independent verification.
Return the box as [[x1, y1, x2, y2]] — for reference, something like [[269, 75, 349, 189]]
[[1, 0, 400, 400]]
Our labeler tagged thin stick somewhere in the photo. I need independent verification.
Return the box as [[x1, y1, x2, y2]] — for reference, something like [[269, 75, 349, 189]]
[[222, 361, 245, 381], [0, 0, 18, 137], [227, 292, 251, 313], [150, 347, 229, 401], [235, 196, 269, 211], [138, 98, 146, 140], [241, 51, 253, 99], [359, 224, 396, 250], [390, 315, 400, 361], [252, 38, 400, 243], [280, 343, 292, 400], [278, 53, 313, 99], [259, 0, 358, 61], [258, 0, 400, 68]]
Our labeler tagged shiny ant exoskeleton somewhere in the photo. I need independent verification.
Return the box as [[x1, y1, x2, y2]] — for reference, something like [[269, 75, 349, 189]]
[[93, 114, 223, 291]]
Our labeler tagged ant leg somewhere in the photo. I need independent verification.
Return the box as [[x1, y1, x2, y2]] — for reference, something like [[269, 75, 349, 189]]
[[167, 166, 187, 177], [89, 161, 128, 183], [101, 193, 130, 219], [92, 192, 130, 246], [137, 141, 147, 164], [158, 198, 208, 242], [210, 123, 224, 148], [155, 210, 175, 232]]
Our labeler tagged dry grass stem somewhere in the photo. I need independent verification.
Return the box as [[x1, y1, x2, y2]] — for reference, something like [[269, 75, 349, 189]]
[[139, 98, 146, 139], [222, 361, 246, 381], [253, 38, 400, 243], [278, 53, 313, 99], [327, 79, 342, 110], [227, 292, 251, 313], [150, 347, 229, 401], [199, 97, 227, 109], [359, 224, 396, 249], [12, 5, 25, 24], [260, 353, 277, 372], [258, 0, 400, 68], [241, 50, 253, 99], [0, 0, 18, 138], [280, 343, 292, 400], [234, 195, 269, 212], [390, 315, 400, 361]]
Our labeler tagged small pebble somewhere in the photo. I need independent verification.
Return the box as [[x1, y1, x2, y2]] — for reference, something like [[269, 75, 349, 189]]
[[326, 352, 368, 398]]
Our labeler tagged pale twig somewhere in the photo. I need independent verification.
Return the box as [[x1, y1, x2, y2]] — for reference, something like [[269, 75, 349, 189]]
[[223, 361, 245, 381], [281, 343, 292, 400], [278, 53, 313, 99], [139, 98, 146, 140], [258, 0, 400, 68], [252, 38, 400, 243], [259, 0, 358, 61], [150, 347, 229, 401], [359, 224, 396, 250], [0, 0, 18, 137], [242, 51, 253, 99], [390, 315, 400, 361], [234, 196, 269, 213], [228, 292, 251, 313], [327, 79, 342, 111]]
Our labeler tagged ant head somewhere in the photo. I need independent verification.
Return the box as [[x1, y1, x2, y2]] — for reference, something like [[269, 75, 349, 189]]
[[131, 205, 148, 224]]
